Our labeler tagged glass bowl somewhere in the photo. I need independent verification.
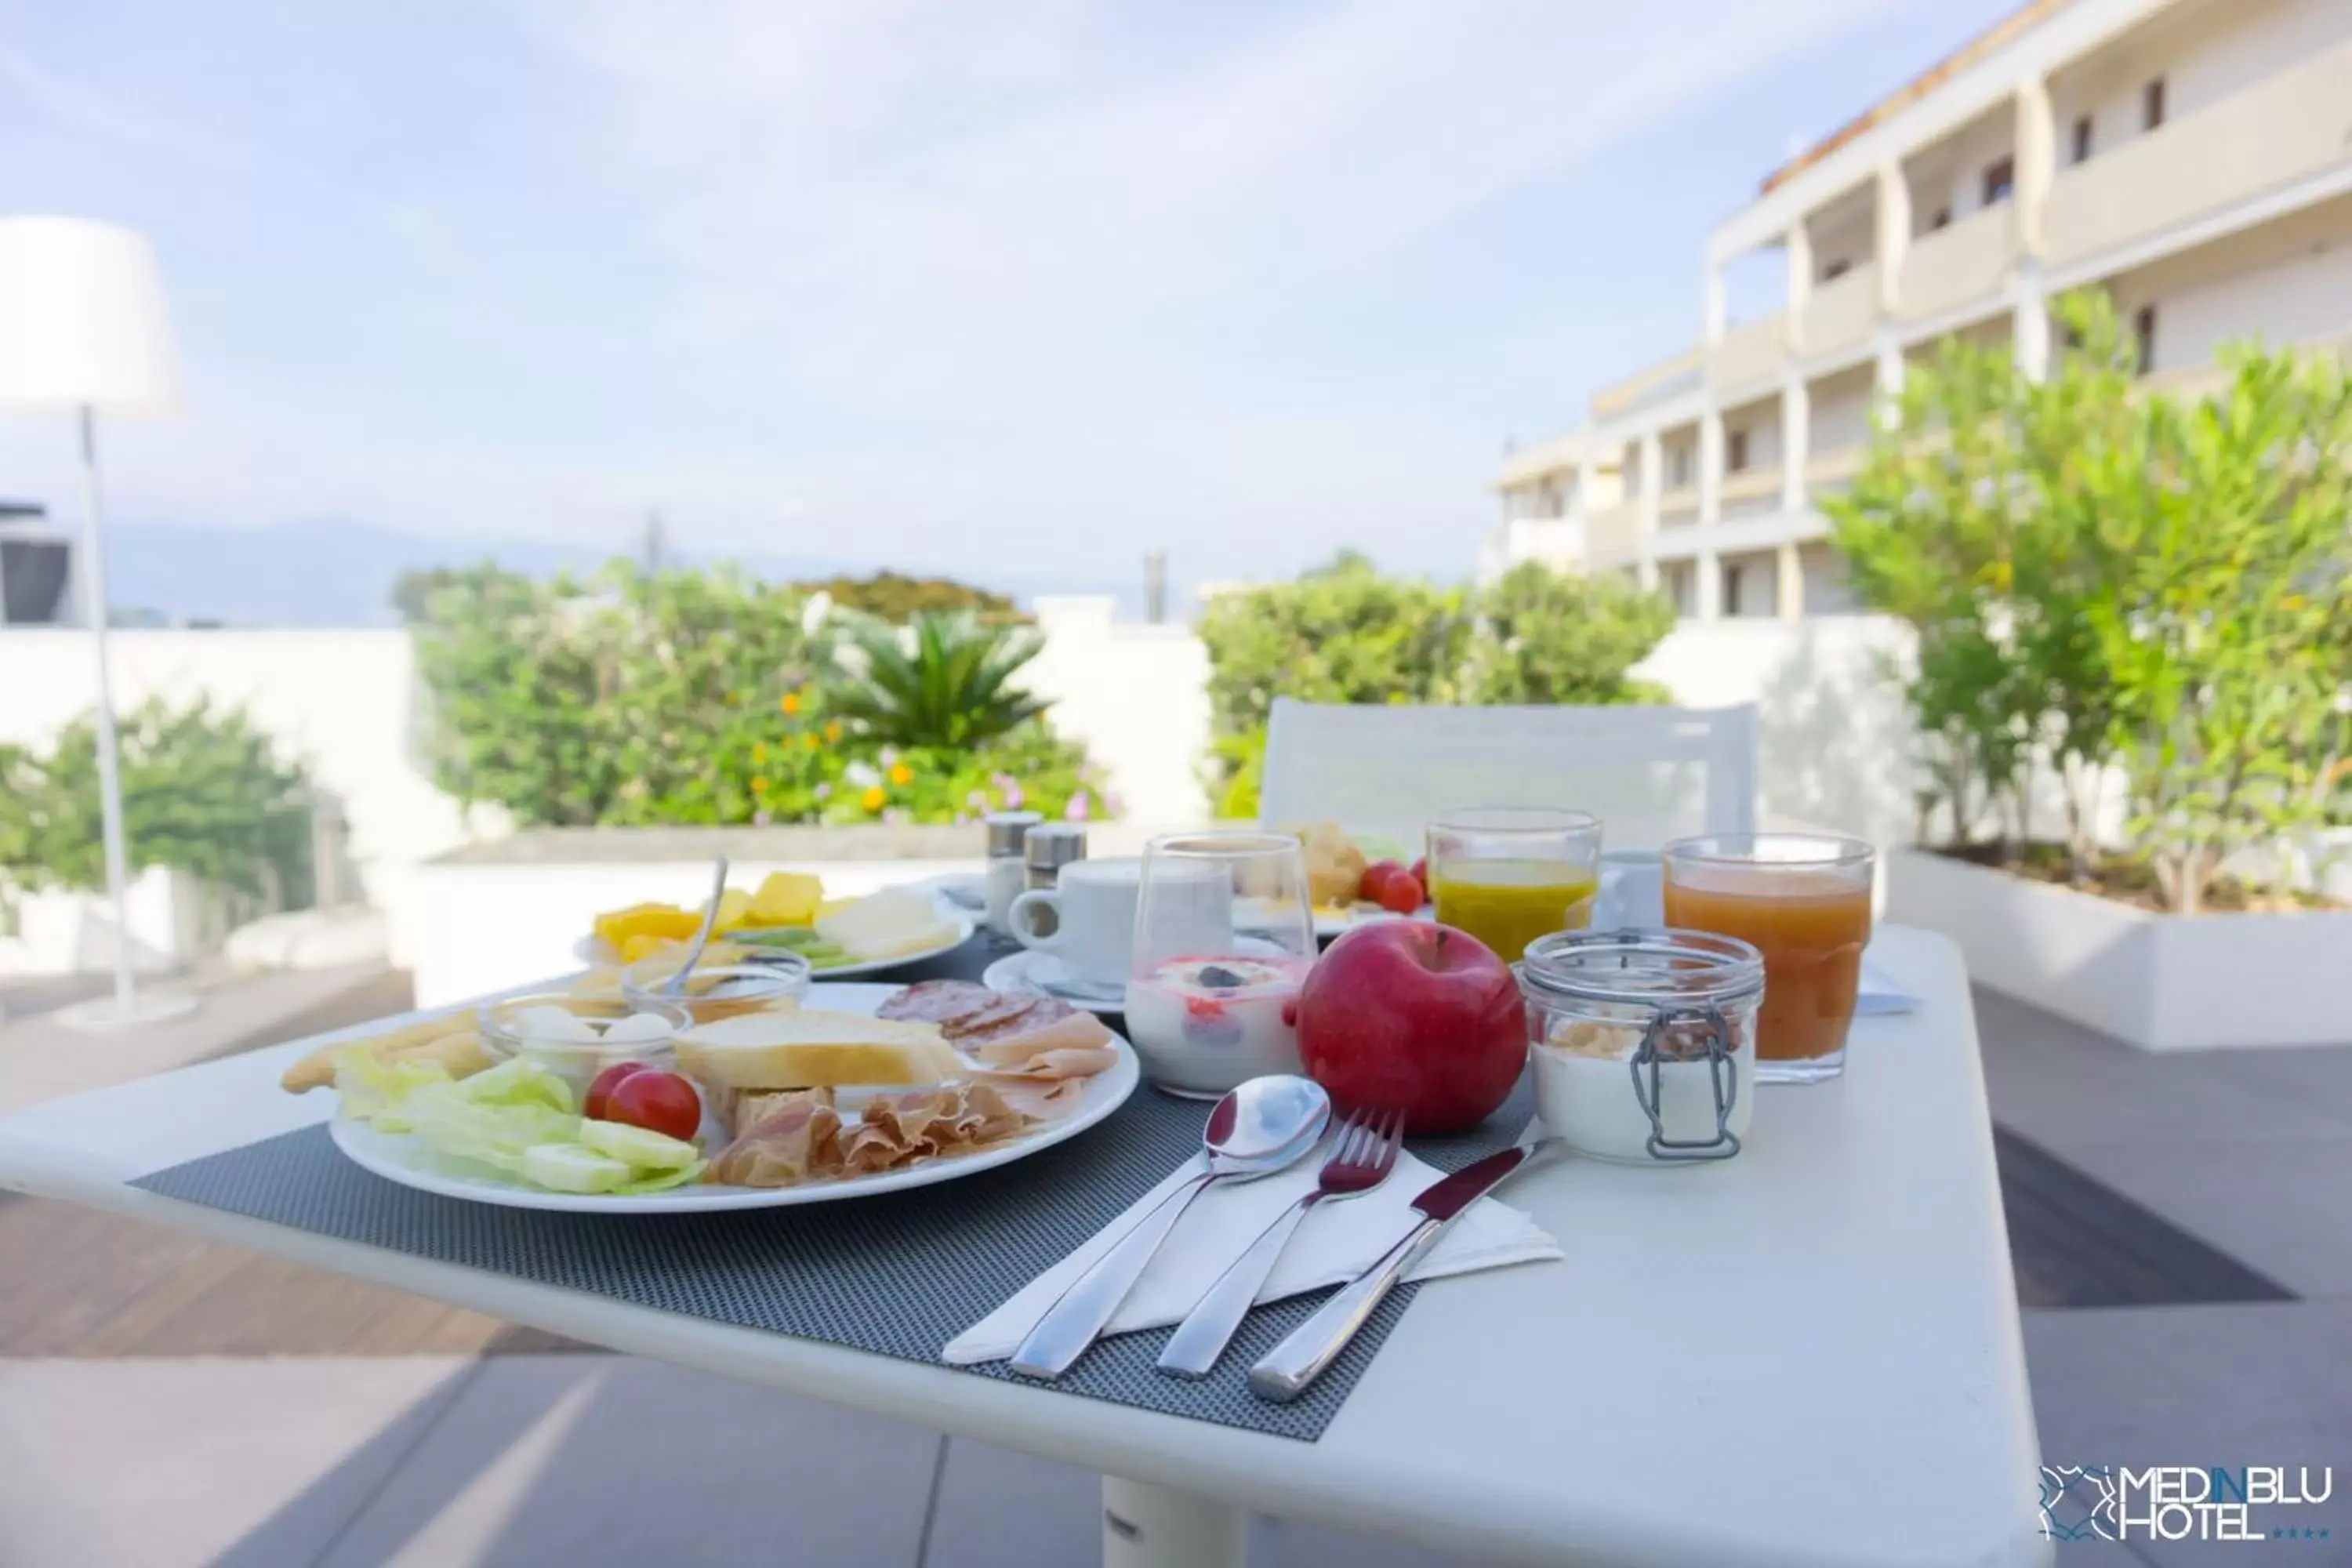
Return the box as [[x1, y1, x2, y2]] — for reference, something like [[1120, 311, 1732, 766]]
[[477, 993, 691, 1101], [619, 951, 811, 1024]]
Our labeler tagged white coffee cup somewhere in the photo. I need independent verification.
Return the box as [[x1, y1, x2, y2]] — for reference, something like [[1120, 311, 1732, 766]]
[[1592, 848, 1666, 929], [1009, 858, 1144, 988]]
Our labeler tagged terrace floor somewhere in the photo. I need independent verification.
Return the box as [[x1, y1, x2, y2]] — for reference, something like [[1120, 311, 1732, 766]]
[[0, 970, 2346, 1566]]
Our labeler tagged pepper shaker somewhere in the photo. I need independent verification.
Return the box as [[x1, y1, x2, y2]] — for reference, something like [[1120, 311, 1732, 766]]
[[1020, 824, 1087, 941]]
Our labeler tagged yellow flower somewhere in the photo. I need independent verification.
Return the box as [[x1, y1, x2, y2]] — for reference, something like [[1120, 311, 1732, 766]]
[[802, 733, 819, 751], [888, 762, 913, 786], [780, 692, 801, 715], [825, 721, 842, 742], [861, 786, 886, 812], [752, 742, 769, 764], [750, 775, 768, 795]]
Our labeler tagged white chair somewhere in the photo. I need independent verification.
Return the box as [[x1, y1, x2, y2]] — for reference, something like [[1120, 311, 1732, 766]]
[[1257, 698, 1759, 851]]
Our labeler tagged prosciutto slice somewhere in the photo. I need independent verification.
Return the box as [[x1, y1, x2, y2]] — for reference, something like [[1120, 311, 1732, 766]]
[[837, 1083, 1032, 1173], [706, 1090, 843, 1187]]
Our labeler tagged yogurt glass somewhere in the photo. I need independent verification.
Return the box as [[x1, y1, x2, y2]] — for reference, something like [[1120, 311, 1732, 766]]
[[1125, 832, 1314, 1098]]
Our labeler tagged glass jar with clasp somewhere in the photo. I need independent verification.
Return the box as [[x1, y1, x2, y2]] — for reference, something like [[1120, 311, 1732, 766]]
[[1516, 927, 1762, 1164]]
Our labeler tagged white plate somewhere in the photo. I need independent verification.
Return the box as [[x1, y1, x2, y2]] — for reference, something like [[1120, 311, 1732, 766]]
[[572, 901, 976, 979], [981, 951, 1125, 1014], [329, 981, 1139, 1214], [1311, 905, 1432, 938]]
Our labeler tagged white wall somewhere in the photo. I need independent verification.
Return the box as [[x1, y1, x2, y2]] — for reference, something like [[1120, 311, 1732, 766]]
[[1721, 405, 1784, 470], [1635, 615, 1918, 848], [1025, 597, 1210, 826], [1809, 372, 1877, 451], [2114, 199, 2352, 369], [0, 630, 476, 971], [0, 606, 1214, 975]]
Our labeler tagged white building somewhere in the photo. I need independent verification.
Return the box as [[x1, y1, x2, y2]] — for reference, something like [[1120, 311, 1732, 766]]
[[1486, 0, 2352, 617]]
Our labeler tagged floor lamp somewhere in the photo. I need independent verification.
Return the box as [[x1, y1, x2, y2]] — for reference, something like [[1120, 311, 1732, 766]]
[[0, 216, 196, 1029]]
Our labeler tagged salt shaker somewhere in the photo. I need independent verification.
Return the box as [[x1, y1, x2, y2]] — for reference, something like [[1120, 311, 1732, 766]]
[[983, 811, 1044, 935]]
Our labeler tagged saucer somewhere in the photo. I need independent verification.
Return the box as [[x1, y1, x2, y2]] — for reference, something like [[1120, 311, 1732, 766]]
[[982, 950, 1126, 1014]]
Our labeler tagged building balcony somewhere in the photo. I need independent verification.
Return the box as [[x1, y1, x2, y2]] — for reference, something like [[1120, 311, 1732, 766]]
[[1586, 503, 1643, 562], [1719, 466, 1784, 518], [1656, 485, 1700, 528], [1707, 312, 1788, 398], [2045, 38, 2352, 273], [1800, 263, 1878, 361], [1591, 347, 1703, 421], [1805, 443, 1867, 495], [1898, 203, 2012, 321]]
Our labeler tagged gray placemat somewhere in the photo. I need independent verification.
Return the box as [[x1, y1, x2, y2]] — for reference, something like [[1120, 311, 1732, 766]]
[[134, 1016, 1533, 1443]]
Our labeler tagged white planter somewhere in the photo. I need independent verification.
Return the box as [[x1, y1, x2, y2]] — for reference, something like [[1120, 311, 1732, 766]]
[[1885, 847, 2352, 1051]]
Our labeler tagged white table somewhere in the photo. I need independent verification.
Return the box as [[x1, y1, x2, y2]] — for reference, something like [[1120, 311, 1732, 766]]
[[0, 926, 2050, 1568]]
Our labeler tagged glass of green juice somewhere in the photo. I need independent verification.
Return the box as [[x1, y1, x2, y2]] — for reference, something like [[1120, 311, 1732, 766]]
[[1426, 808, 1603, 964]]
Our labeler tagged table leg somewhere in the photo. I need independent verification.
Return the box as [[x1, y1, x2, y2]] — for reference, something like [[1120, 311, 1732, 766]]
[[1101, 1475, 1247, 1568]]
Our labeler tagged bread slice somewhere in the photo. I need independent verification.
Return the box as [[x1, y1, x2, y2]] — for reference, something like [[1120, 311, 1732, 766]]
[[675, 1008, 966, 1091]]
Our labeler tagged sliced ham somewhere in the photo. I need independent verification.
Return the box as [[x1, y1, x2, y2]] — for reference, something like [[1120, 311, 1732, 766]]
[[966, 1008, 1117, 1074]]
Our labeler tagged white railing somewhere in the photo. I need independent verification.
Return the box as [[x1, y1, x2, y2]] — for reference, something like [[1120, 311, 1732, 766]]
[[1899, 205, 2012, 320], [2045, 38, 2352, 269]]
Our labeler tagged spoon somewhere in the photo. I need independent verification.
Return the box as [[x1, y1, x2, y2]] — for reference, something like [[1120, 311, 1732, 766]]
[[1010, 1075, 1330, 1379], [662, 856, 731, 1000]]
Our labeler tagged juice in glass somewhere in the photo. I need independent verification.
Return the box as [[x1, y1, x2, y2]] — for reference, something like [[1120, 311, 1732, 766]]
[[1661, 834, 1875, 1082], [1427, 809, 1602, 964]]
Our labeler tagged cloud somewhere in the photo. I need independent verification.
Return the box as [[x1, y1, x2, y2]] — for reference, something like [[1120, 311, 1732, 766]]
[[549, 0, 1906, 423]]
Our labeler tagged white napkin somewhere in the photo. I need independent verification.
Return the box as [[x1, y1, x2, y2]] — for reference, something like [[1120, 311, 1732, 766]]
[[943, 1145, 1562, 1364]]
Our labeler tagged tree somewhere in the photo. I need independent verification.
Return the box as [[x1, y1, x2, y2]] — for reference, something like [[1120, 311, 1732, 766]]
[[2080, 339, 2352, 913], [796, 571, 1024, 624], [1461, 563, 1674, 706], [1826, 293, 2136, 868], [1829, 290, 2352, 911], [0, 698, 312, 902], [1197, 555, 1468, 743]]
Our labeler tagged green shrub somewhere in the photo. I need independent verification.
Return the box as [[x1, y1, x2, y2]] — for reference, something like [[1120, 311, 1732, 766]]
[[1196, 553, 1677, 805], [1828, 291, 2352, 912], [408, 561, 1106, 829], [0, 697, 312, 902], [1461, 562, 1675, 706], [412, 561, 824, 828], [825, 611, 1051, 750]]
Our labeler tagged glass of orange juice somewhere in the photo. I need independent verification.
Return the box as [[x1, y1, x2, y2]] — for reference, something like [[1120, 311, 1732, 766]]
[[1661, 833, 1875, 1083], [1426, 808, 1602, 964]]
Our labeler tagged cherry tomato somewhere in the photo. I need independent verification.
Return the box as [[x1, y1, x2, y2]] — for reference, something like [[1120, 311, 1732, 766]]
[[1409, 856, 1428, 890], [602, 1069, 702, 1142], [584, 1062, 651, 1121], [1373, 870, 1424, 914], [1358, 859, 1404, 902]]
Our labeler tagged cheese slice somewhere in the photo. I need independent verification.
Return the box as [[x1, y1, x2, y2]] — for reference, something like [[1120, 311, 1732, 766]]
[[818, 889, 957, 960], [676, 1008, 966, 1091]]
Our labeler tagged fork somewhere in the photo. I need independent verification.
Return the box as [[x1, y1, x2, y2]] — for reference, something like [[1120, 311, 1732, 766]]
[[1155, 1106, 1406, 1379]]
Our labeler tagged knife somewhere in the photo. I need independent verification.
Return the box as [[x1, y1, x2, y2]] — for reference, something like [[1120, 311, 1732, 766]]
[[1247, 1137, 1563, 1403]]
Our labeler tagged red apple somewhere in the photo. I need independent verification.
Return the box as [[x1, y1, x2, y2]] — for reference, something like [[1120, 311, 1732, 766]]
[[1295, 922, 1526, 1134]]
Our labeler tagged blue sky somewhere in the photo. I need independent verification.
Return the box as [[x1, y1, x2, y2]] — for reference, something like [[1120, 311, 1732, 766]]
[[0, 0, 2015, 588]]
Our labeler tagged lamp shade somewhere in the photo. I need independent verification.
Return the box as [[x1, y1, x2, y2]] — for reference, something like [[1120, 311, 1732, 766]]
[[0, 216, 182, 416]]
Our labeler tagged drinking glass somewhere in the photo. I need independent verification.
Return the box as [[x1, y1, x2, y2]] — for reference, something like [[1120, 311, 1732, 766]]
[[1425, 808, 1603, 964], [1125, 832, 1315, 1099], [1661, 833, 1875, 1083]]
